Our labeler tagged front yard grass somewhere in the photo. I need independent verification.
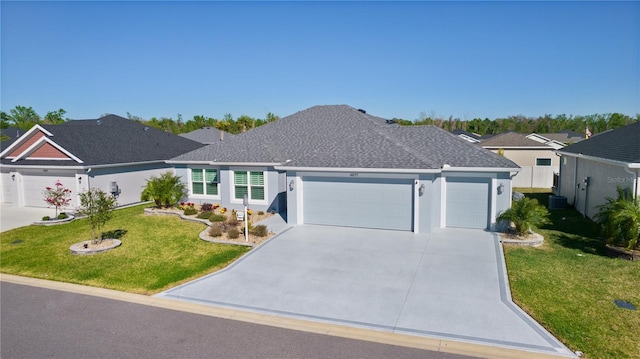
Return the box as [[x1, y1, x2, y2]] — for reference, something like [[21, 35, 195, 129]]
[[0, 204, 250, 294], [504, 192, 640, 359]]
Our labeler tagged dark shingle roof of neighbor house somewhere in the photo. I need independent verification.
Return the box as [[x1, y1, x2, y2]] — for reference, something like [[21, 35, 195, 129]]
[[480, 131, 551, 148], [1, 115, 205, 166], [450, 130, 481, 140], [179, 127, 234, 144], [558, 121, 640, 163], [171, 105, 518, 170], [0, 127, 26, 150]]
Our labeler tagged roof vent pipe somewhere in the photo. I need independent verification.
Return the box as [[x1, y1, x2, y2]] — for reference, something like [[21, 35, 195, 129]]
[[357, 109, 366, 114], [220, 130, 224, 141]]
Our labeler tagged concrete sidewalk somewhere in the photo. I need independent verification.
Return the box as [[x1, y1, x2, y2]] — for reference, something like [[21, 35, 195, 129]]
[[157, 226, 576, 358]]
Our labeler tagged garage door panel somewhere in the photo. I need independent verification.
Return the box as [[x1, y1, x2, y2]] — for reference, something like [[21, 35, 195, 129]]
[[23, 174, 76, 208], [303, 177, 413, 231], [446, 178, 489, 229]]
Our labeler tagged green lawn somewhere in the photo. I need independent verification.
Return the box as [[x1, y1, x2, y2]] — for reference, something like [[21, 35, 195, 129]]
[[0, 205, 250, 294], [504, 192, 640, 359]]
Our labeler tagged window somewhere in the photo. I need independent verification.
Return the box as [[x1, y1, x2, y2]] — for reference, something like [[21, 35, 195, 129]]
[[536, 158, 552, 166], [234, 171, 265, 201], [191, 169, 218, 196]]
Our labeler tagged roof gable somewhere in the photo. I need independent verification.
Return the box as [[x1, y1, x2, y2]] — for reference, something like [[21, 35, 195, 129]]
[[0, 124, 54, 158], [559, 121, 640, 163]]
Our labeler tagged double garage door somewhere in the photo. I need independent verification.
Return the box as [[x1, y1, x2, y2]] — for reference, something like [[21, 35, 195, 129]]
[[303, 177, 413, 231]]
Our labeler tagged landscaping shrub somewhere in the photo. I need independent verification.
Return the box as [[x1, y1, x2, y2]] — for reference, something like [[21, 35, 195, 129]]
[[594, 186, 640, 250], [208, 224, 223, 237], [497, 197, 550, 236], [209, 214, 226, 222], [57, 213, 68, 220], [42, 216, 50, 221], [227, 218, 240, 227], [183, 207, 198, 216], [220, 221, 237, 232], [250, 224, 268, 237], [258, 211, 265, 215], [197, 211, 213, 219], [201, 203, 213, 212], [227, 228, 240, 239], [141, 172, 187, 208]]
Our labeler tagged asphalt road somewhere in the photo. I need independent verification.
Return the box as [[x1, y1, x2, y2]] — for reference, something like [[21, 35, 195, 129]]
[[0, 282, 476, 359]]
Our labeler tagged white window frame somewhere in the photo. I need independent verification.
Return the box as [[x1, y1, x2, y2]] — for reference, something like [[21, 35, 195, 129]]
[[189, 167, 221, 199], [230, 169, 268, 205], [535, 158, 552, 167]]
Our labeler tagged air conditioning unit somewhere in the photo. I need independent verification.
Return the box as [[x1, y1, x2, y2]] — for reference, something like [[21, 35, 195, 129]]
[[548, 195, 567, 210]]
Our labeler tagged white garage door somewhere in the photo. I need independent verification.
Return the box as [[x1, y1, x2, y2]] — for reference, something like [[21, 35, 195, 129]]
[[303, 177, 413, 231], [446, 177, 490, 229], [23, 173, 76, 208]]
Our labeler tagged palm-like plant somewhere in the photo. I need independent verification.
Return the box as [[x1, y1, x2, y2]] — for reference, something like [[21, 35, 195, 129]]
[[594, 186, 640, 250], [141, 172, 187, 208], [498, 197, 551, 236]]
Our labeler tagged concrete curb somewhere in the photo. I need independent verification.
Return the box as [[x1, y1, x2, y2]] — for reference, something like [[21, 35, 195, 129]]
[[1, 273, 574, 359]]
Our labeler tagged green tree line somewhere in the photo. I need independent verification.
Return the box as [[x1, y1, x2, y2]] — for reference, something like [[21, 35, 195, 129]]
[[393, 112, 639, 136], [2, 105, 638, 138]]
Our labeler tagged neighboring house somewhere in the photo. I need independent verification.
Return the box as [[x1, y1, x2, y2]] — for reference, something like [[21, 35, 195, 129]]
[[450, 130, 481, 143], [534, 130, 585, 145], [557, 121, 639, 219], [179, 127, 234, 144], [168, 105, 520, 233], [0, 115, 204, 208], [480, 132, 560, 188]]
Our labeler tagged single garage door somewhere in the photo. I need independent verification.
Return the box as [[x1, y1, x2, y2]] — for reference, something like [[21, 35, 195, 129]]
[[303, 177, 413, 231], [446, 177, 489, 229], [23, 173, 76, 208]]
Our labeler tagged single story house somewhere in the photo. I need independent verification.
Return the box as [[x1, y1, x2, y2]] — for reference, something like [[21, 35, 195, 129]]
[[168, 105, 520, 233], [0, 115, 204, 208], [556, 121, 639, 218], [480, 132, 560, 188]]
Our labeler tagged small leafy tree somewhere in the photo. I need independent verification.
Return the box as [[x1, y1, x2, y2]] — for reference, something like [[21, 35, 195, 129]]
[[141, 172, 187, 208], [43, 180, 72, 217], [498, 197, 551, 236], [594, 186, 640, 250], [79, 188, 117, 245]]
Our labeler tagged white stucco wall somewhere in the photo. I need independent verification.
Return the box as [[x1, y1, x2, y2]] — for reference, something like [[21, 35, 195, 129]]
[[559, 155, 639, 218]]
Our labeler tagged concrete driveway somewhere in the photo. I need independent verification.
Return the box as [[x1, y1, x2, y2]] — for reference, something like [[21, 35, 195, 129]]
[[0, 203, 57, 232], [158, 225, 575, 358]]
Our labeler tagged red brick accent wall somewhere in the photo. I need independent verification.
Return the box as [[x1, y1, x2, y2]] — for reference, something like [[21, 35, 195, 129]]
[[29, 143, 69, 159], [6, 132, 45, 157]]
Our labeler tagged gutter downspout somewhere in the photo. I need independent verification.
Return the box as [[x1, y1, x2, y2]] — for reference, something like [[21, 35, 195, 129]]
[[623, 165, 639, 199]]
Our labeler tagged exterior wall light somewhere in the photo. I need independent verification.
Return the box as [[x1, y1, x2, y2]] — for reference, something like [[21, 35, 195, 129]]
[[419, 184, 426, 196], [289, 180, 295, 191], [11, 174, 15, 181], [497, 183, 504, 195]]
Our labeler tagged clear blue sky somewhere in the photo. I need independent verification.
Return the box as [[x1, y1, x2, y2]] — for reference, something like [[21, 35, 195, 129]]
[[2, 1, 639, 122]]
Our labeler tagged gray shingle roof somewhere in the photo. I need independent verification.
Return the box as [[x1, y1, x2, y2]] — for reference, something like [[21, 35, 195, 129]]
[[1, 115, 205, 167], [558, 121, 640, 163], [171, 105, 518, 170], [480, 132, 551, 147], [179, 127, 234, 144]]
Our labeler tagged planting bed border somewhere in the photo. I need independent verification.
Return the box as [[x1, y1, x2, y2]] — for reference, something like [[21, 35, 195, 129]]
[[70, 239, 122, 255], [33, 214, 76, 226], [500, 230, 544, 247], [606, 244, 640, 261]]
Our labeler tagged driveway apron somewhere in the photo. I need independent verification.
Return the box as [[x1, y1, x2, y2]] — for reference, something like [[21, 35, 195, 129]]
[[157, 225, 574, 357]]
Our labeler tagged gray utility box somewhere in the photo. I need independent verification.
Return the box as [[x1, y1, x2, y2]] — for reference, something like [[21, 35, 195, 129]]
[[548, 195, 568, 210]]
